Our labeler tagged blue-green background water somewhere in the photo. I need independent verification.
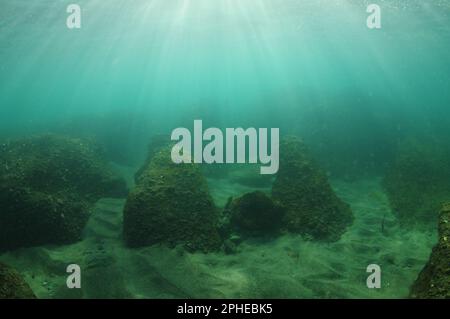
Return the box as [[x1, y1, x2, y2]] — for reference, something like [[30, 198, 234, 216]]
[[0, 0, 449, 299], [1, 0, 449, 170]]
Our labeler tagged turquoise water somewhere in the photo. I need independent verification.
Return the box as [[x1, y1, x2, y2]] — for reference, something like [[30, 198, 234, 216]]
[[0, 1, 449, 299], [2, 1, 449, 144]]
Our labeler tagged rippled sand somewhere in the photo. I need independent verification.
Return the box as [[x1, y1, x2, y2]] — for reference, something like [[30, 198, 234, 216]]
[[0, 174, 437, 299]]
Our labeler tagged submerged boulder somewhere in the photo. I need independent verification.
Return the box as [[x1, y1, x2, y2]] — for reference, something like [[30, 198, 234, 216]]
[[0, 134, 127, 251], [227, 191, 285, 236], [410, 203, 450, 298], [272, 136, 353, 241], [0, 134, 127, 199], [0, 262, 36, 299], [383, 139, 450, 226], [0, 187, 89, 250], [123, 146, 221, 252]]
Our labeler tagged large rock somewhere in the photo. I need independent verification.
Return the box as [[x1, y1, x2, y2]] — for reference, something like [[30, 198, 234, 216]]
[[0, 187, 89, 250], [0, 134, 127, 251], [383, 139, 450, 226], [227, 191, 284, 236], [410, 203, 450, 299], [272, 136, 353, 241], [0, 134, 127, 199], [123, 146, 221, 252], [0, 262, 36, 299]]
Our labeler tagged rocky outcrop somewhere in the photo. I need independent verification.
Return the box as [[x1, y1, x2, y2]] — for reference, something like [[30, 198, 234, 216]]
[[0, 134, 127, 251], [0, 262, 36, 299], [272, 136, 353, 241], [227, 191, 284, 236], [410, 203, 450, 299], [123, 146, 221, 252], [0, 187, 89, 250]]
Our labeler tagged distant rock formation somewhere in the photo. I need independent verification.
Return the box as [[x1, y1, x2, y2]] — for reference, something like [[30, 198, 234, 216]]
[[272, 136, 353, 241], [123, 146, 221, 252], [383, 138, 450, 226], [410, 203, 450, 298], [227, 191, 284, 236], [0, 262, 36, 299], [0, 134, 127, 251]]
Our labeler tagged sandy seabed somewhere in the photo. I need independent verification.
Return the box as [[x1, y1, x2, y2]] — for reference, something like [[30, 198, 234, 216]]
[[0, 173, 437, 299]]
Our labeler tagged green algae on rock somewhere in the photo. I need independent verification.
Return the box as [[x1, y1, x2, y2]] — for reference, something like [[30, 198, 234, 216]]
[[0, 134, 128, 251], [0, 187, 89, 251], [228, 191, 285, 236], [383, 138, 450, 226], [0, 262, 36, 299], [123, 146, 222, 252], [0, 134, 127, 199], [410, 203, 450, 298], [272, 136, 353, 241]]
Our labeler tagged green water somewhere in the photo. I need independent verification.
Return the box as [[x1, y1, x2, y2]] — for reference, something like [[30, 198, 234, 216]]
[[2, 1, 449, 146], [0, 0, 449, 299]]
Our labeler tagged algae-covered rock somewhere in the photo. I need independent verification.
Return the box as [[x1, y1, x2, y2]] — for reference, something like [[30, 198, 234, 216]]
[[123, 146, 221, 252], [410, 203, 450, 299], [383, 139, 450, 226], [272, 136, 353, 241], [0, 262, 36, 299], [0, 134, 127, 199], [0, 187, 89, 250], [228, 191, 284, 236], [0, 134, 127, 251]]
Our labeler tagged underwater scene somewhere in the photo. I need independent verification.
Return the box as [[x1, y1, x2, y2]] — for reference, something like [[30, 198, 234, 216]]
[[0, 0, 449, 299]]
